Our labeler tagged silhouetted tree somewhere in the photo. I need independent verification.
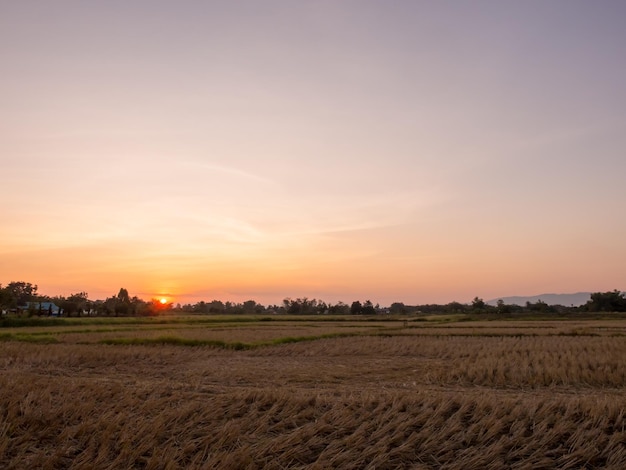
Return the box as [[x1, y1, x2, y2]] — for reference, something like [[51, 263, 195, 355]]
[[496, 299, 512, 314], [584, 290, 626, 312], [328, 302, 350, 315], [362, 300, 376, 315], [242, 300, 264, 314], [282, 297, 320, 315], [117, 288, 130, 304], [208, 300, 225, 314], [283, 298, 300, 314], [389, 302, 406, 314], [104, 288, 132, 316], [471, 297, 486, 311], [65, 292, 89, 316], [2, 281, 38, 308], [446, 301, 466, 313], [350, 300, 362, 315], [525, 300, 556, 313]]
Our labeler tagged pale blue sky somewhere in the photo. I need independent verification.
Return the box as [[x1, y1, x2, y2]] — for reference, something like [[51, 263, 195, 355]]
[[1, 1, 625, 304]]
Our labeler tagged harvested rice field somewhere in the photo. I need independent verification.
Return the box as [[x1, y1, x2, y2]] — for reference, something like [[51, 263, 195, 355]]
[[1, 315, 625, 469]]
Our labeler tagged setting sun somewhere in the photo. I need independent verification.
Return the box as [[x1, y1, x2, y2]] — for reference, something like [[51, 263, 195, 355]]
[[159, 298, 167, 305]]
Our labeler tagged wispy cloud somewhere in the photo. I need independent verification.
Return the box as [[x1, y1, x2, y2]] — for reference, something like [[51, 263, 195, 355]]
[[182, 161, 274, 185]]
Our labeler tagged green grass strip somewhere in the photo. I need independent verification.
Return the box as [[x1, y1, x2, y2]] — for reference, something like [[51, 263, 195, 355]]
[[0, 332, 59, 344], [99, 336, 249, 350], [99, 331, 364, 349]]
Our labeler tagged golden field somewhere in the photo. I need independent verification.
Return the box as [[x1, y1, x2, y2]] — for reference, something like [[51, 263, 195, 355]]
[[0, 316, 625, 469]]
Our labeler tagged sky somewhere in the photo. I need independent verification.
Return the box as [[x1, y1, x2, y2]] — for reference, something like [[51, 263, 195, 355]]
[[1, 1, 626, 306]]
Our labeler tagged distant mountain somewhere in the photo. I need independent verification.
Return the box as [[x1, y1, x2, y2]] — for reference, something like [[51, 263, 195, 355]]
[[486, 292, 592, 307]]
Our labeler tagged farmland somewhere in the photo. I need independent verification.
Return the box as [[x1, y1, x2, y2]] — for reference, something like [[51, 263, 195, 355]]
[[1, 315, 625, 469]]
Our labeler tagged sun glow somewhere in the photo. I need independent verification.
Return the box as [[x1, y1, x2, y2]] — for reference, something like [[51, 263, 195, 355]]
[[159, 298, 167, 305]]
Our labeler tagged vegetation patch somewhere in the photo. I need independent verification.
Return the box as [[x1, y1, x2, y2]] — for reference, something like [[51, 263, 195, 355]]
[[100, 335, 249, 350], [261, 332, 362, 347], [0, 332, 59, 343], [99, 331, 366, 350], [0, 316, 69, 328]]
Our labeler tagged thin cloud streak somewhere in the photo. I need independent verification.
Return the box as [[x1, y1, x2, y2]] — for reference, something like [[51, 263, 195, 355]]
[[182, 160, 275, 186]]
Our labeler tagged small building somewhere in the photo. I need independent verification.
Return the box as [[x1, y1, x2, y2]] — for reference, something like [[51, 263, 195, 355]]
[[21, 302, 61, 316]]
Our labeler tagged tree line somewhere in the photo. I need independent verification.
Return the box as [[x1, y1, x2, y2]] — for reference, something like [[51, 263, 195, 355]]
[[1, 281, 626, 317], [0, 282, 170, 317]]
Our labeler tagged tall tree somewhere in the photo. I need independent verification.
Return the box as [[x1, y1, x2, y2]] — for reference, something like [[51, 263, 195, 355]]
[[362, 300, 376, 315], [350, 301, 363, 315], [2, 281, 38, 308], [117, 288, 130, 304], [472, 297, 486, 311], [584, 290, 626, 312], [66, 292, 89, 316]]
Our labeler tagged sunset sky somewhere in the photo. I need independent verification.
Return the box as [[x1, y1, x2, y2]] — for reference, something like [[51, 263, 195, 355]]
[[2, 1, 625, 306]]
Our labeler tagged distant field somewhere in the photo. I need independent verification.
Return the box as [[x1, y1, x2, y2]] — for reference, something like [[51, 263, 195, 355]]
[[1, 316, 625, 469]]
